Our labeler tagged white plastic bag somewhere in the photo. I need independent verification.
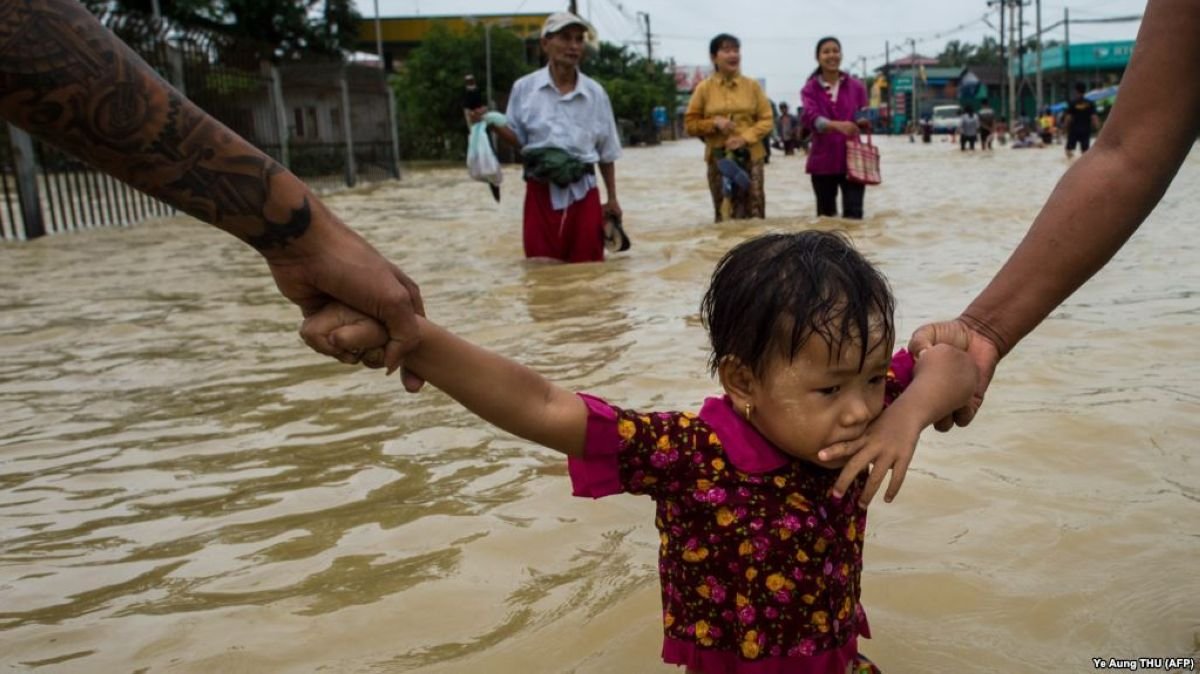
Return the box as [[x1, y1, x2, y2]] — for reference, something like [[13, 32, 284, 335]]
[[466, 112, 505, 189]]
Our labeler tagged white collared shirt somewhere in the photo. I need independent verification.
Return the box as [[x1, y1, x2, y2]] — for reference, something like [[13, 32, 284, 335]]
[[506, 66, 622, 209]]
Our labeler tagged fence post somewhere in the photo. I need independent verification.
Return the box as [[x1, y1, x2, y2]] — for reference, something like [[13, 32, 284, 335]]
[[168, 45, 186, 96], [7, 124, 44, 240], [339, 68, 357, 187], [383, 74, 401, 179], [270, 65, 290, 170]]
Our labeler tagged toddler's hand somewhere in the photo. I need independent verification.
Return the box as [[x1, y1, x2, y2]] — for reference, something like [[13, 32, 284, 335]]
[[828, 407, 920, 508], [813, 436, 868, 468], [300, 302, 391, 368]]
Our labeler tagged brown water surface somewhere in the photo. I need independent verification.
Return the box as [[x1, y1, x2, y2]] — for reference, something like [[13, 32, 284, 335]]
[[1, 138, 1197, 673]]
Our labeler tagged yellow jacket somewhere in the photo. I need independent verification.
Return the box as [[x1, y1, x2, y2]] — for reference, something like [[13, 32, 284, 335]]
[[684, 73, 775, 163]]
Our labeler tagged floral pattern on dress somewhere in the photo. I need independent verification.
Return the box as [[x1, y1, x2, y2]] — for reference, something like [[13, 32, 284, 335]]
[[615, 406, 869, 660]]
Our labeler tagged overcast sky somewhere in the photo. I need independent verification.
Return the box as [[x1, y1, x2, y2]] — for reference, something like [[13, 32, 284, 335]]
[[357, 0, 1146, 106]]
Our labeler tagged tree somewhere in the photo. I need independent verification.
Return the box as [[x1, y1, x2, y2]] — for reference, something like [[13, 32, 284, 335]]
[[392, 24, 532, 159], [583, 43, 676, 145], [938, 39, 978, 67], [86, 0, 362, 58], [968, 37, 1005, 66]]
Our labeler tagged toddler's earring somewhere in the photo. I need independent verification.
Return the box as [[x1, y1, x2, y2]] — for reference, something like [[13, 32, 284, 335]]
[[743, 403, 752, 422]]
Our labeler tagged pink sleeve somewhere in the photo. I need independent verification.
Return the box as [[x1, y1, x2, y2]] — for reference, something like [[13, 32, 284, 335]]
[[566, 393, 624, 498], [800, 80, 822, 130], [884, 348, 915, 406]]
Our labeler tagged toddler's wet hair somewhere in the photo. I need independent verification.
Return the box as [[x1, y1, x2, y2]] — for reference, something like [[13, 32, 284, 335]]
[[701, 230, 895, 376]]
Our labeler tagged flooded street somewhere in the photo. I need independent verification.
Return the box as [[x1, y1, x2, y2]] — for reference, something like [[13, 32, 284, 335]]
[[1, 137, 1197, 673]]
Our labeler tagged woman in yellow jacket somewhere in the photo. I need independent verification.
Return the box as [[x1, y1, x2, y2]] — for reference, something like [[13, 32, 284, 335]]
[[684, 34, 775, 222]]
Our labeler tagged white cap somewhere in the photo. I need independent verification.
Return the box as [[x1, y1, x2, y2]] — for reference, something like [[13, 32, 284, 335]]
[[540, 11, 595, 40]]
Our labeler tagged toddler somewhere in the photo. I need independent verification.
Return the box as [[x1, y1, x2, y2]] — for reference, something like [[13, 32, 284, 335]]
[[304, 231, 976, 673]]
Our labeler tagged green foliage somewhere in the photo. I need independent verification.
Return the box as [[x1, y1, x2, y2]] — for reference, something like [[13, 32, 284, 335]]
[[391, 32, 677, 158], [584, 43, 676, 145], [938, 37, 1006, 67], [89, 0, 362, 57], [202, 68, 261, 96], [937, 39, 977, 67], [392, 24, 533, 159]]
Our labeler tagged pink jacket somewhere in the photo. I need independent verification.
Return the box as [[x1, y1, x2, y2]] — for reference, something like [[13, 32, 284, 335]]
[[800, 72, 868, 176]]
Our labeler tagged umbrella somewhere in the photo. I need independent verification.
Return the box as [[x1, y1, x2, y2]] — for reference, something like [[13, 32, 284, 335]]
[[1084, 85, 1119, 102]]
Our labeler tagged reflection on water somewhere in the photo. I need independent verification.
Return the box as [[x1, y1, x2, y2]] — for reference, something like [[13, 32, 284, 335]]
[[1, 138, 1197, 672]]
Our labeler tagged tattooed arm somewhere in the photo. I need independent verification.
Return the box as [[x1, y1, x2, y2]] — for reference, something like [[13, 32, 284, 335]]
[[0, 0, 423, 380]]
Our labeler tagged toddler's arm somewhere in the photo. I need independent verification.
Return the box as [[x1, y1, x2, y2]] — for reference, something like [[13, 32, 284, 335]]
[[300, 303, 589, 457], [829, 344, 977, 507]]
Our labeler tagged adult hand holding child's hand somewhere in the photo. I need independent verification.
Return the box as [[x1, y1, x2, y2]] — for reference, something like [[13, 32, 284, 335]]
[[300, 303, 391, 370]]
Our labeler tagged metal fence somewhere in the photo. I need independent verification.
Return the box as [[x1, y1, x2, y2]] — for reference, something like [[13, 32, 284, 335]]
[[0, 10, 399, 241]]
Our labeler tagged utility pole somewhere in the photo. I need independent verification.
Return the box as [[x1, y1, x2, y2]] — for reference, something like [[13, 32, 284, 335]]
[[373, 0, 384, 65], [910, 38, 918, 126], [1008, 1, 1017, 125], [1018, 0, 1025, 116], [485, 23, 494, 108], [568, 0, 578, 14], [996, 0, 1006, 126], [1064, 8, 1072, 96], [1035, 0, 1043, 114], [637, 12, 653, 62], [885, 40, 893, 134]]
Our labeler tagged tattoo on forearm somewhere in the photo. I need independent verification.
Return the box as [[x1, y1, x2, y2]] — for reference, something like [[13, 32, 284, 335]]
[[0, 0, 308, 250]]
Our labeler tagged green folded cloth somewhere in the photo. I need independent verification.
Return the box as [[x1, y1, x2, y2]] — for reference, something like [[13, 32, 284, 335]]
[[522, 147, 592, 187]]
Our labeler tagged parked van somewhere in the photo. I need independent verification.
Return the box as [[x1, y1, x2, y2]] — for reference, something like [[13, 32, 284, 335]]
[[931, 104, 962, 133]]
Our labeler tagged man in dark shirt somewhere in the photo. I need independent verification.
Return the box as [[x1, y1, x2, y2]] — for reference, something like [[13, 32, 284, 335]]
[[1063, 82, 1102, 158]]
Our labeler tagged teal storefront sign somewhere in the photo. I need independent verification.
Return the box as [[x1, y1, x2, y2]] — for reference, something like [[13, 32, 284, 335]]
[[1014, 40, 1134, 75]]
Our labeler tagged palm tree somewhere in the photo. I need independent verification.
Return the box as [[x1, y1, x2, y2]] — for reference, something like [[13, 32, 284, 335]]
[[938, 40, 978, 67]]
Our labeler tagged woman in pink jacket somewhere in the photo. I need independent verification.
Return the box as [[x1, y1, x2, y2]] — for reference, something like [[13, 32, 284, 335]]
[[801, 37, 870, 219]]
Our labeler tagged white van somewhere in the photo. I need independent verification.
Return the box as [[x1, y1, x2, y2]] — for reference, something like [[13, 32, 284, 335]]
[[931, 104, 962, 133]]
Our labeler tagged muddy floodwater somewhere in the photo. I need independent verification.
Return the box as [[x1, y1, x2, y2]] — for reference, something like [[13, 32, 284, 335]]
[[2, 137, 1197, 673]]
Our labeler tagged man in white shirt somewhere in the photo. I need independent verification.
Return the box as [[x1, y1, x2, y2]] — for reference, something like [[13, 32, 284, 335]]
[[471, 12, 622, 262]]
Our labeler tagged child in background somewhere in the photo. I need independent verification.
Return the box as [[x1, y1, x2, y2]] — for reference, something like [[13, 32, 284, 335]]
[[303, 231, 977, 673]]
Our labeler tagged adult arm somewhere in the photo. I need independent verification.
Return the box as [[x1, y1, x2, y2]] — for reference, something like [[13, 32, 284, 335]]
[[910, 0, 1200, 426], [800, 79, 856, 136], [683, 81, 717, 137], [486, 80, 524, 149], [799, 81, 823, 131], [0, 0, 423, 375], [489, 122, 521, 149], [465, 104, 515, 149], [595, 89, 622, 218], [598, 162, 620, 219]]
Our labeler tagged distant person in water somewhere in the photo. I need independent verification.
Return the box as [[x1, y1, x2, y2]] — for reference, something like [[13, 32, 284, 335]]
[[469, 12, 622, 263], [1063, 82, 1102, 159], [801, 36, 871, 219], [684, 33, 774, 222]]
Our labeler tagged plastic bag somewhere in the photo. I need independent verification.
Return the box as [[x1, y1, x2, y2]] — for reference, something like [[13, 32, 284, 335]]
[[466, 112, 506, 189]]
